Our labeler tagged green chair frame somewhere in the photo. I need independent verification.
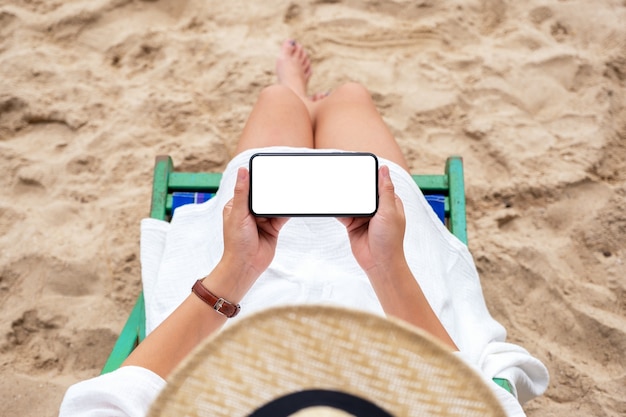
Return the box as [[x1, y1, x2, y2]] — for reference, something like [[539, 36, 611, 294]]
[[100, 155, 521, 394], [102, 155, 467, 373]]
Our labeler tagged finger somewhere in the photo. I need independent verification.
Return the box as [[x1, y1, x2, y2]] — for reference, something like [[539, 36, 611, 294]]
[[337, 217, 352, 227], [272, 217, 290, 232], [337, 216, 369, 231], [231, 167, 251, 218], [255, 217, 289, 242]]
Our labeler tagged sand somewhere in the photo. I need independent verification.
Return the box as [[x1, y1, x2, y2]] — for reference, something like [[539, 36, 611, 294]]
[[0, 0, 624, 416]]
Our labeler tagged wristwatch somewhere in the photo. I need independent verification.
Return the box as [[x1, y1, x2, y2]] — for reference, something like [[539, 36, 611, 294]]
[[191, 280, 241, 318]]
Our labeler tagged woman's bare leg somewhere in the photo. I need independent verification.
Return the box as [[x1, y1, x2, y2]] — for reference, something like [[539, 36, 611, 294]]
[[234, 41, 316, 155], [311, 82, 410, 172], [234, 41, 409, 173]]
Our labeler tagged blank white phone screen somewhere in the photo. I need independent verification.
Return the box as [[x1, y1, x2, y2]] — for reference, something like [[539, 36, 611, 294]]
[[250, 153, 378, 216]]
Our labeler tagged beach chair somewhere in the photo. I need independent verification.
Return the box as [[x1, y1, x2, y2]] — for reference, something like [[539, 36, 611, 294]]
[[101, 155, 510, 394]]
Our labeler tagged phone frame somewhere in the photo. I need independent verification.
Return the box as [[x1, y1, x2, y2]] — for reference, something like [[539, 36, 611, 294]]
[[249, 152, 379, 217]]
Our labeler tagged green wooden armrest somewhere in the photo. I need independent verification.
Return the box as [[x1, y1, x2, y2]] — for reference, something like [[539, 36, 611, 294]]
[[101, 292, 145, 374]]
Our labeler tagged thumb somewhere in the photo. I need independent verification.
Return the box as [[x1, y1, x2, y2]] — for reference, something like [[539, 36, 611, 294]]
[[232, 167, 251, 218], [378, 165, 396, 209]]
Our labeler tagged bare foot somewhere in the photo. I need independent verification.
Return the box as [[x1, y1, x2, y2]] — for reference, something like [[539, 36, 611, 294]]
[[276, 40, 317, 100]]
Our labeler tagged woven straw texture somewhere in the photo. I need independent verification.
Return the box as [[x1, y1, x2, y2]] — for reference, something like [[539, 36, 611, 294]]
[[149, 305, 506, 417]]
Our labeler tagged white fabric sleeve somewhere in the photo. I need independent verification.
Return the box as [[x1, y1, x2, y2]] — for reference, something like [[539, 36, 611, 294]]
[[58, 366, 166, 417], [477, 342, 550, 404], [454, 351, 527, 417]]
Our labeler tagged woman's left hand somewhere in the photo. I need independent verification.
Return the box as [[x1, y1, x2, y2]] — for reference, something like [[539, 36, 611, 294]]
[[339, 165, 407, 276]]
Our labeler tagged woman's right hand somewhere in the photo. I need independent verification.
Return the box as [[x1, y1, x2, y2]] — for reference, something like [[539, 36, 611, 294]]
[[221, 167, 289, 285], [121, 167, 288, 379]]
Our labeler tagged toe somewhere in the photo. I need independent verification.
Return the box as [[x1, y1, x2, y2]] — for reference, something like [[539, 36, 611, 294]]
[[295, 43, 305, 61], [310, 91, 329, 102], [281, 39, 296, 56]]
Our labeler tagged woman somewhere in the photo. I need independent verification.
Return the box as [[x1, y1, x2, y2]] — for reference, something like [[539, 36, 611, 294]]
[[59, 40, 548, 416]]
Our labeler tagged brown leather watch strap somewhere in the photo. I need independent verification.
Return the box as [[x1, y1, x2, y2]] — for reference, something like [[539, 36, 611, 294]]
[[191, 280, 241, 318]]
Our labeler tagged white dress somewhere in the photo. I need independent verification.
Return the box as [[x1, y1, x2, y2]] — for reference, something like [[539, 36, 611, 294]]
[[59, 147, 548, 417]]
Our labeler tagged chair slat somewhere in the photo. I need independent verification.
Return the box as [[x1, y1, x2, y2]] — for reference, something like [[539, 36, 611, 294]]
[[168, 172, 222, 191]]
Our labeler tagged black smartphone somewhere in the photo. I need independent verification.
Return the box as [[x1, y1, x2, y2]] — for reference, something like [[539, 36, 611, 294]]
[[249, 152, 379, 217]]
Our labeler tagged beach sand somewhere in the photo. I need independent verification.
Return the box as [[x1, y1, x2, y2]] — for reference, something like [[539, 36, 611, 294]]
[[0, 0, 624, 416]]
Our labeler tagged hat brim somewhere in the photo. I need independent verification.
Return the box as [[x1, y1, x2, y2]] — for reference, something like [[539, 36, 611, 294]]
[[149, 305, 506, 417]]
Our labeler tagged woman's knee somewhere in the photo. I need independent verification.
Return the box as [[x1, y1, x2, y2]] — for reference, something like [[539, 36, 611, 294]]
[[255, 84, 312, 122], [257, 84, 299, 105], [331, 82, 373, 103]]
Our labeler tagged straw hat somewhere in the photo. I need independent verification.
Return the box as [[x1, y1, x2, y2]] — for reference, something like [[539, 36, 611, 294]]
[[149, 305, 506, 417]]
